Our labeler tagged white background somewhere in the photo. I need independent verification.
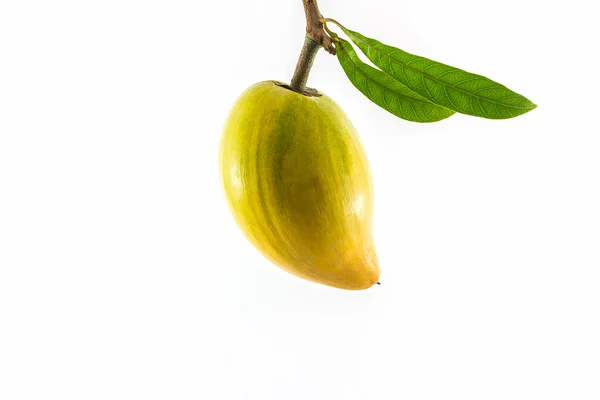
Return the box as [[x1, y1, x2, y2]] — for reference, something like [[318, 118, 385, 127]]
[[1, 0, 599, 399]]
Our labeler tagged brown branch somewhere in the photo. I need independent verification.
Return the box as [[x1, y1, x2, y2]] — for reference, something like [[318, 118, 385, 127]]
[[302, 0, 335, 55], [289, 0, 335, 94]]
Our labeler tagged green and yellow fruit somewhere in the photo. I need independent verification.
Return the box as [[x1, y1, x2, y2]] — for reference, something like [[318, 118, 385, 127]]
[[219, 80, 379, 290]]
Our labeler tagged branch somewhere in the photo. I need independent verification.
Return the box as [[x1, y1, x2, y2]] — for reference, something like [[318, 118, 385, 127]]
[[302, 0, 335, 55]]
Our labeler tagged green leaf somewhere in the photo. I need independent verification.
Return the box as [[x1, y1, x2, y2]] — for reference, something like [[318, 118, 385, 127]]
[[335, 39, 455, 123], [336, 24, 536, 119]]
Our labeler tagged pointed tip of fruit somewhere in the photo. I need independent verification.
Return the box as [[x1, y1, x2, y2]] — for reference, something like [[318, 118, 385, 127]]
[[318, 247, 380, 290]]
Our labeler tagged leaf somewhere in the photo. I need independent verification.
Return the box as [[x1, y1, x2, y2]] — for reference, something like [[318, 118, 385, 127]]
[[335, 23, 536, 119], [335, 39, 455, 123]]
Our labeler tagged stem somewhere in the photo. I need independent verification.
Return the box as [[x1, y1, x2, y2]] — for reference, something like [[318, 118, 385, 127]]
[[290, 37, 321, 93], [302, 0, 335, 55], [287, 0, 335, 94]]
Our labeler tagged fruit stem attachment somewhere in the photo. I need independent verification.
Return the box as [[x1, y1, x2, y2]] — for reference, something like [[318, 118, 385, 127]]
[[290, 37, 321, 94]]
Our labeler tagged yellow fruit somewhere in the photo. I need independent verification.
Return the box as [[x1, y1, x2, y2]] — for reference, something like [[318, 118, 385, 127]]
[[219, 80, 379, 290]]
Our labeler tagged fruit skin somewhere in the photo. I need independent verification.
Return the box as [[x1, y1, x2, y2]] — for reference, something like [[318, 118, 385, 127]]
[[220, 80, 379, 290]]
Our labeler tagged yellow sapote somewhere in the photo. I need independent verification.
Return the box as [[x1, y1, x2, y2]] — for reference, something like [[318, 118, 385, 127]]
[[220, 80, 379, 290]]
